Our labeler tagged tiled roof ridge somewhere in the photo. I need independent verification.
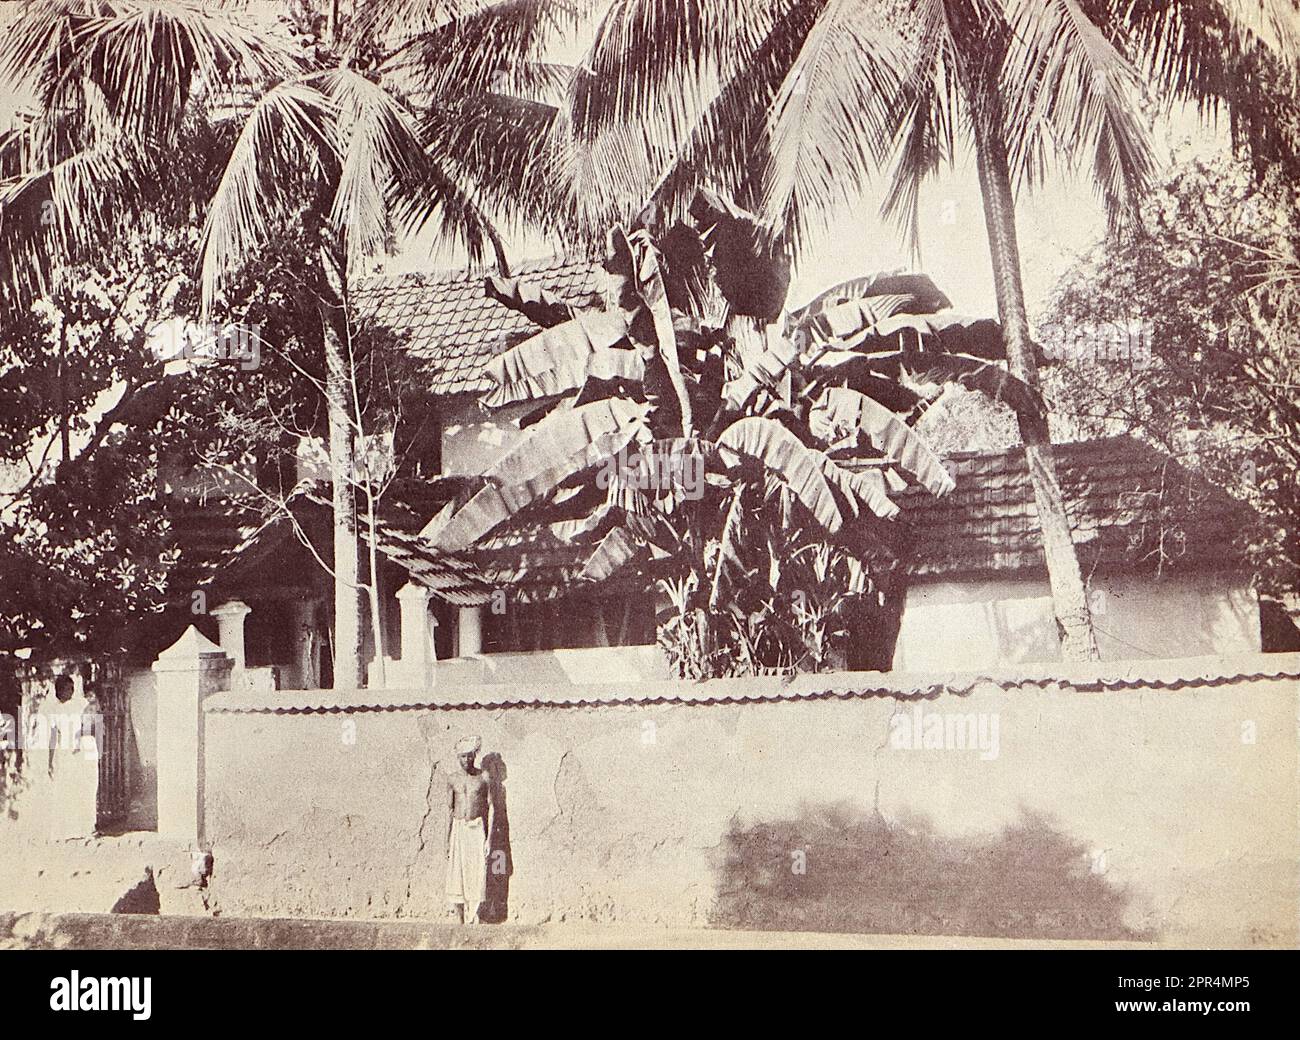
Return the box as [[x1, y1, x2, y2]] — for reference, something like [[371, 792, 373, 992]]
[[353, 254, 598, 293], [202, 652, 1300, 714], [937, 433, 1144, 465]]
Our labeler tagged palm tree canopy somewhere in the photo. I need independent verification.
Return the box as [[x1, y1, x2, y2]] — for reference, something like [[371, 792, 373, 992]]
[[0, 0, 577, 322], [556, 0, 1299, 255]]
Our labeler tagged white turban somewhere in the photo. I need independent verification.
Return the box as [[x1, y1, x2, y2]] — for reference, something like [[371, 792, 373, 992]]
[[455, 735, 482, 755]]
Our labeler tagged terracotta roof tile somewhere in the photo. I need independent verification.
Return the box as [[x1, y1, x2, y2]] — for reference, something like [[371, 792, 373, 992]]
[[352, 257, 602, 397], [896, 436, 1253, 577]]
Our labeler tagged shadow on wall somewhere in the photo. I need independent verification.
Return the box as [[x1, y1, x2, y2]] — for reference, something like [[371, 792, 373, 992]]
[[480, 752, 513, 924], [710, 802, 1152, 941]]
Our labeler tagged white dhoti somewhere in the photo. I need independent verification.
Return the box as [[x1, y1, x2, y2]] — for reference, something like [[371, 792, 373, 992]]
[[445, 817, 487, 911]]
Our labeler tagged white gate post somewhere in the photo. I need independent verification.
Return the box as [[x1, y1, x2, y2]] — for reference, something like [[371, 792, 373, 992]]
[[151, 627, 231, 844], [395, 583, 434, 688]]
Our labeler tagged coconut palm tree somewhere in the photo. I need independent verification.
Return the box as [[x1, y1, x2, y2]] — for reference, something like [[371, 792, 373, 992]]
[[556, 0, 1300, 660], [0, 0, 576, 686]]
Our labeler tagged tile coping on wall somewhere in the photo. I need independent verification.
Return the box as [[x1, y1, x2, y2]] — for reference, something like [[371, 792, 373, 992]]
[[199, 653, 1300, 714]]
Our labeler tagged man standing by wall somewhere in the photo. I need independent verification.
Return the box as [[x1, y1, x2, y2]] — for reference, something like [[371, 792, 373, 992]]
[[445, 735, 492, 924]]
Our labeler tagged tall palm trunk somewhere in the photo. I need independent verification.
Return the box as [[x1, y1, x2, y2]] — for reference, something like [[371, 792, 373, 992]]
[[969, 112, 1100, 661], [320, 242, 363, 688], [951, 23, 1100, 663]]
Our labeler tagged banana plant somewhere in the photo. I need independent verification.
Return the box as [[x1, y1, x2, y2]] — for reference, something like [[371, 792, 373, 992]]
[[420, 190, 1034, 675]]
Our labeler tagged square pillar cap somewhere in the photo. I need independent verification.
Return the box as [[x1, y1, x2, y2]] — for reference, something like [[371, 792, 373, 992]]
[[153, 626, 231, 670], [211, 599, 252, 620], [396, 582, 433, 602]]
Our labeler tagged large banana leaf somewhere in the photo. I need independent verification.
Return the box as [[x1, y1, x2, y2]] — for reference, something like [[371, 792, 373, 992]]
[[598, 437, 723, 516], [579, 525, 643, 582], [716, 417, 846, 533], [606, 226, 693, 435], [809, 387, 954, 496], [899, 354, 1041, 417], [803, 352, 923, 413], [722, 327, 800, 410], [787, 272, 952, 326], [483, 309, 637, 407], [841, 312, 1008, 361], [797, 294, 927, 350], [819, 460, 901, 520], [707, 488, 750, 611], [421, 398, 648, 551]]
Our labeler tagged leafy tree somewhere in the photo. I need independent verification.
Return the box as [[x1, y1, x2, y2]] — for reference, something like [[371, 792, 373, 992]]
[[0, 0, 575, 685], [0, 224, 269, 658], [1040, 153, 1300, 604]]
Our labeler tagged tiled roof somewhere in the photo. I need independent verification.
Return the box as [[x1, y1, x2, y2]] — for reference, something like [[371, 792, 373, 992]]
[[202, 652, 1300, 712], [348, 265, 1251, 582], [375, 520, 591, 607], [896, 436, 1254, 578], [352, 257, 602, 396]]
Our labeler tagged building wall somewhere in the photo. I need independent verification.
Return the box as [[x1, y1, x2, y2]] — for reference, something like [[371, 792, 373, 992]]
[[892, 572, 1260, 672], [199, 661, 1299, 945]]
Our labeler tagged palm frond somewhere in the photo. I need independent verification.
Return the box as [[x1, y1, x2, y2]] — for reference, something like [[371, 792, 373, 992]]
[[879, 0, 962, 259], [763, 0, 905, 252], [548, 109, 667, 239], [391, 150, 512, 269], [1004, 0, 1154, 225], [417, 92, 564, 237], [381, 0, 581, 100], [353, 0, 479, 47], [636, 0, 826, 233], [11, 0, 298, 143], [0, 137, 145, 320], [198, 78, 338, 312], [568, 0, 777, 143], [316, 68, 428, 273], [1115, 0, 1300, 175], [1120, 0, 1299, 106]]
